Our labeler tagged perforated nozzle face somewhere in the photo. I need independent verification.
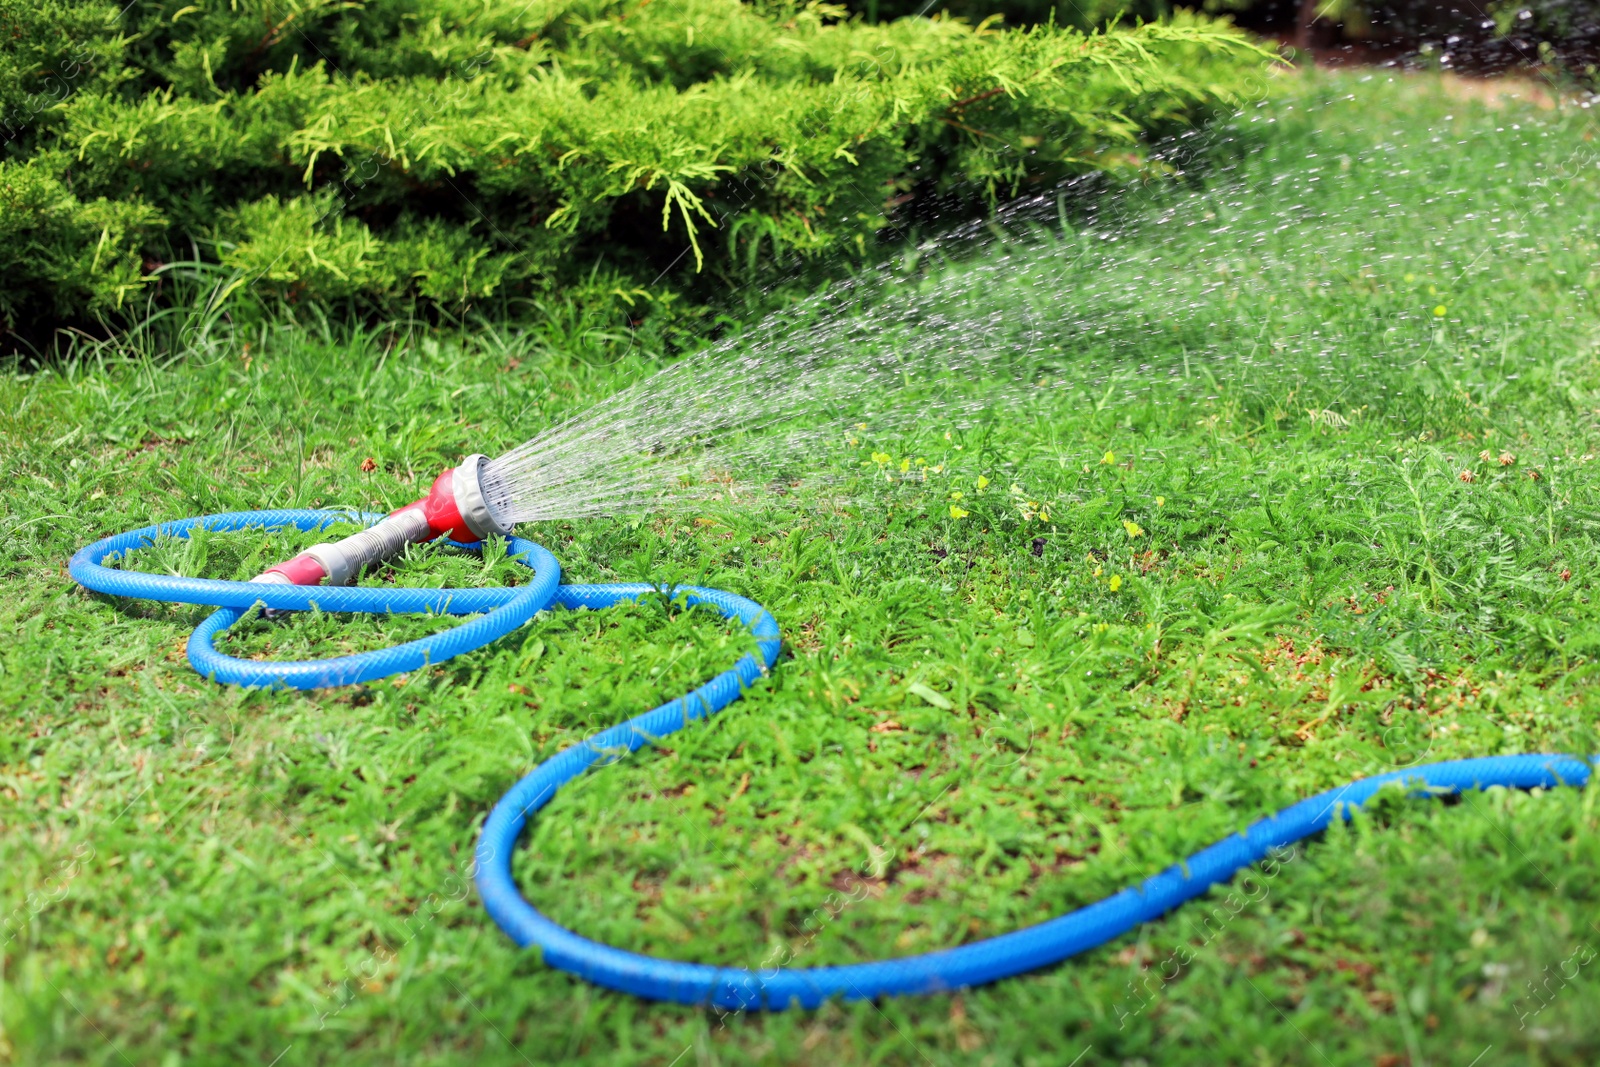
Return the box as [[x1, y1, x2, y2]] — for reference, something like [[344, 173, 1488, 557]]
[[450, 454, 513, 539]]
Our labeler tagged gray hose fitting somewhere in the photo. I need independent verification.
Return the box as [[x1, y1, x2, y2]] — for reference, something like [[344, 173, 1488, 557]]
[[305, 507, 434, 586]]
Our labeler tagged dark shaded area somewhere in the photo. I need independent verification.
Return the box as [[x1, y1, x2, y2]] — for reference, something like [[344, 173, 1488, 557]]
[[1249, 0, 1600, 77]]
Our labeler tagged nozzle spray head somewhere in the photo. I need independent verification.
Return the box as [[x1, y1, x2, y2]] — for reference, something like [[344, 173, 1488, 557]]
[[414, 454, 511, 543], [255, 454, 512, 587]]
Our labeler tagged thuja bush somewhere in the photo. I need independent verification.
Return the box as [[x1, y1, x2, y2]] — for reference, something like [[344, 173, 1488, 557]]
[[0, 0, 1268, 341], [846, 0, 1177, 32]]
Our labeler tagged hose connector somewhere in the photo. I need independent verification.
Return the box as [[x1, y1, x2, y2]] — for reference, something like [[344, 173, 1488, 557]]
[[256, 454, 512, 586]]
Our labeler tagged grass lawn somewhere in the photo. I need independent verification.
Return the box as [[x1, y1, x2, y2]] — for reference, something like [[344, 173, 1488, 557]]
[[6, 69, 1600, 1066]]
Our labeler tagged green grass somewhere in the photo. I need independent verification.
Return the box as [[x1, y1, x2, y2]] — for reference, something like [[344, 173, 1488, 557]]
[[6, 69, 1600, 1066]]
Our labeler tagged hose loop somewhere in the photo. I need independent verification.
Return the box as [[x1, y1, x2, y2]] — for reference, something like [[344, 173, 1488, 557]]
[[70, 510, 562, 690]]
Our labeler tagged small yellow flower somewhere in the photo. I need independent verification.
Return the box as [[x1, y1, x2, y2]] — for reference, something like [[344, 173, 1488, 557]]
[[899, 458, 911, 473], [1109, 574, 1122, 592], [930, 464, 944, 474], [976, 475, 990, 489], [950, 491, 964, 500], [1101, 451, 1116, 465], [1433, 305, 1447, 317], [1123, 520, 1145, 539], [846, 435, 859, 446], [949, 506, 969, 519], [856, 422, 867, 430], [871, 451, 890, 465], [1092, 565, 1103, 577], [1039, 509, 1050, 521], [1155, 496, 1165, 507]]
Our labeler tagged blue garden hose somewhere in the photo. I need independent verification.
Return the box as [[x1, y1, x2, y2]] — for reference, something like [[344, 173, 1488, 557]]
[[71, 510, 1596, 1011]]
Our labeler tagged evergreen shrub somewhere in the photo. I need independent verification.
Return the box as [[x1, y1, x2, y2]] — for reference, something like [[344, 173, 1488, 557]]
[[1, 0, 1269, 338]]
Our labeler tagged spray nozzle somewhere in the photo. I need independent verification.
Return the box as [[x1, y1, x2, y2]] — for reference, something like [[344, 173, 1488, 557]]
[[254, 454, 512, 587], [410, 453, 510, 544]]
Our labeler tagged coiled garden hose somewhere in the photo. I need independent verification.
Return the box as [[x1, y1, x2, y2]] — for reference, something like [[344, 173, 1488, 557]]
[[70, 508, 1596, 1011]]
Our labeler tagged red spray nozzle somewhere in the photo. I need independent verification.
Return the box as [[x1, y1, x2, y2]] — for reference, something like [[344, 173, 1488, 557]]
[[395, 465, 481, 543], [256, 454, 507, 587]]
